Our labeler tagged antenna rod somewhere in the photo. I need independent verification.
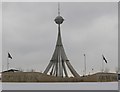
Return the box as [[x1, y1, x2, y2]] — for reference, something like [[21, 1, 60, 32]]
[[58, 2, 60, 16]]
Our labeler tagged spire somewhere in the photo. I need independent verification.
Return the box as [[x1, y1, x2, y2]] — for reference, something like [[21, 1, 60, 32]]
[[58, 2, 60, 16]]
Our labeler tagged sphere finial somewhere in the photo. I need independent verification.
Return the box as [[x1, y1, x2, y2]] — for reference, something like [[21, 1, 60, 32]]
[[54, 16, 64, 24]]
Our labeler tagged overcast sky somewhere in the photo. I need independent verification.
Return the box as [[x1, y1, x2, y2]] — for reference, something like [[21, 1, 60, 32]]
[[2, 2, 118, 75]]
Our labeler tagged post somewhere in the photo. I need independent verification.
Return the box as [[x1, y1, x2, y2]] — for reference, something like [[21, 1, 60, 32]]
[[102, 56, 104, 72], [84, 54, 86, 75], [7, 57, 9, 71], [92, 68, 94, 74]]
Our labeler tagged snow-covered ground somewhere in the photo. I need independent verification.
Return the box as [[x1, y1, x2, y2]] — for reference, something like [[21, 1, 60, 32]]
[[2, 82, 118, 90]]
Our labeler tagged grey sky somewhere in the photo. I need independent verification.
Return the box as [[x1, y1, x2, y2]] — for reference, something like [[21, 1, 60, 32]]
[[2, 2, 118, 75]]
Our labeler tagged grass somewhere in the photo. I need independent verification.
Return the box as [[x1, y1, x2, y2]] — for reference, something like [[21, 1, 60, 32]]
[[2, 72, 118, 82]]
